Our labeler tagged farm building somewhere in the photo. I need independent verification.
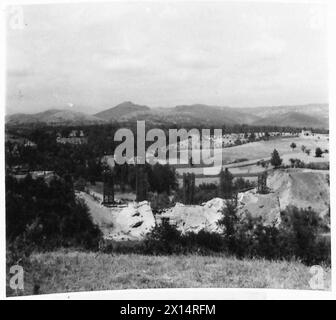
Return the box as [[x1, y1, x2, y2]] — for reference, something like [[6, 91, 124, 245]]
[[56, 130, 88, 144], [301, 129, 313, 137]]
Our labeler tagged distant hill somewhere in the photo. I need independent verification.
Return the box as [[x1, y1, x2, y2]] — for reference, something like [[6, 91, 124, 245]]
[[6, 102, 329, 129], [6, 109, 106, 126], [94, 103, 261, 126], [111, 103, 328, 128], [238, 103, 328, 128], [94, 101, 150, 121], [173, 104, 260, 125], [251, 111, 328, 129], [238, 103, 328, 117]]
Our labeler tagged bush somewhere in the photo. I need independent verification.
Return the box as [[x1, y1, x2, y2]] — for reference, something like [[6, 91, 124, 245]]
[[143, 220, 183, 255], [149, 192, 174, 215], [305, 149, 311, 156], [234, 177, 255, 191], [174, 183, 219, 205], [99, 204, 330, 266], [233, 216, 281, 259], [193, 188, 218, 204], [278, 206, 330, 265], [216, 202, 330, 265], [181, 230, 224, 254], [98, 239, 145, 254], [315, 147, 323, 158], [305, 162, 329, 170], [6, 175, 102, 254], [143, 221, 224, 255], [289, 158, 305, 168]]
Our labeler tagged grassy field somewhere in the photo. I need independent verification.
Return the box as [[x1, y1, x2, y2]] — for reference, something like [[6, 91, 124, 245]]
[[174, 135, 329, 186], [218, 136, 329, 163], [7, 251, 331, 296], [174, 136, 329, 166]]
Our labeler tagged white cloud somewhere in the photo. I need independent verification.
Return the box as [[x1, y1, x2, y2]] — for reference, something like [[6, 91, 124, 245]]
[[6, 2, 328, 113]]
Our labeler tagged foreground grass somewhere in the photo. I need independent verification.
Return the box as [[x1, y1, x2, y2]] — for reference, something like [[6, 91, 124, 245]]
[[7, 251, 331, 296]]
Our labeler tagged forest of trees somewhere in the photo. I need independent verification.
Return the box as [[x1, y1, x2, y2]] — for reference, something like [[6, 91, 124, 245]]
[[6, 175, 102, 255]]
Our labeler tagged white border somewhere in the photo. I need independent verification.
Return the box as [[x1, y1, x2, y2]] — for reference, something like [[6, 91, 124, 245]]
[[1, 0, 335, 300]]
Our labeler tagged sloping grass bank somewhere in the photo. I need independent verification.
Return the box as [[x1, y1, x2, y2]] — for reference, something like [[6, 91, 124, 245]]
[[7, 251, 331, 296]]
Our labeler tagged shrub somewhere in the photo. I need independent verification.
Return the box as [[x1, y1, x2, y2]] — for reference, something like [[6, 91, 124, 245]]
[[175, 183, 219, 205], [193, 188, 218, 204], [278, 206, 330, 265], [315, 147, 323, 158], [143, 222, 224, 255], [149, 192, 173, 215], [143, 220, 183, 255], [181, 230, 224, 254], [289, 158, 305, 168], [234, 177, 255, 191], [305, 162, 329, 170], [216, 201, 330, 265], [110, 204, 330, 266], [99, 239, 145, 254]]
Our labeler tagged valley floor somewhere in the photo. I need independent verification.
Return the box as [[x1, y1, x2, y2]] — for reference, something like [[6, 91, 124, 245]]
[[7, 251, 331, 296]]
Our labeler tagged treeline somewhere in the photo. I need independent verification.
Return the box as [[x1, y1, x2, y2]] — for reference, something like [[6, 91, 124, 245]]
[[172, 176, 255, 205], [6, 175, 102, 264], [6, 121, 329, 137], [113, 163, 178, 195], [5, 121, 329, 172]]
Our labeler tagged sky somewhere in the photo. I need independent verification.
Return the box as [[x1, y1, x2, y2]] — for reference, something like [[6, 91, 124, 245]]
[[6, 1, 328, 115]]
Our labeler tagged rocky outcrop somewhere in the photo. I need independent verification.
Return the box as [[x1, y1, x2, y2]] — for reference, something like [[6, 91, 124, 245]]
[[159, 198, 226, 234], [109, 201, 155, 241]]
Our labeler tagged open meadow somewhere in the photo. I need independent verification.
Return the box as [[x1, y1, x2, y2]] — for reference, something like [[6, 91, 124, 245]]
[[6, 251, 331, 296], [175, 135, 329, 185], [181, 135, 329, 166]]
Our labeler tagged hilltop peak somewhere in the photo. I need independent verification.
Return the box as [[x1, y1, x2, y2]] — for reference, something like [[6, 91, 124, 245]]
[[94, 102, 150, 121]]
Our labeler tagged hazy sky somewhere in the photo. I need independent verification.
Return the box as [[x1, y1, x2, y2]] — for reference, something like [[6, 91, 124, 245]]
[[6, 1, 328, 114]]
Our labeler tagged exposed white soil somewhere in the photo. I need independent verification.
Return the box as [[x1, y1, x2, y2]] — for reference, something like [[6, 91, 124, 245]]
[[78, 169, 329, 240]]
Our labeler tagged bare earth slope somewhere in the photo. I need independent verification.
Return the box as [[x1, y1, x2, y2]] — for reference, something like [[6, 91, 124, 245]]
[[267, 169, 330, 216], [77, 191, 155, 241]]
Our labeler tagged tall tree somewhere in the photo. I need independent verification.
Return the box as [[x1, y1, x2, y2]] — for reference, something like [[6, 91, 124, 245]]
[[270, 149, 282, 168], [219, 168, 234, 199], [290, 142, 297, 151]]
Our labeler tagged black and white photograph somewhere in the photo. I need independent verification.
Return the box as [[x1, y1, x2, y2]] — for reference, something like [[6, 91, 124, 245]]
[[2, 0, 334, 299]]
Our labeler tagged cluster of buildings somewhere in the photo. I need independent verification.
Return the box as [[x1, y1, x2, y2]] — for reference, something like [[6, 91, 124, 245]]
[[8, 166, 58, 185], [171, 131, 297, 150], [56, 130, 88, 145]]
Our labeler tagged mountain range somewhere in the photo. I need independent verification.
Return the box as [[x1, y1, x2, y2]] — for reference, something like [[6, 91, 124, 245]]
[[5, 109, 105, 126], [6, 102, 329, 129]]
